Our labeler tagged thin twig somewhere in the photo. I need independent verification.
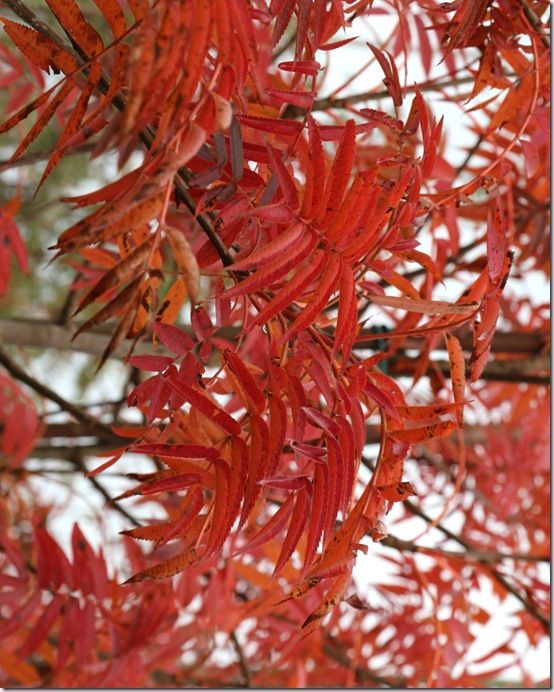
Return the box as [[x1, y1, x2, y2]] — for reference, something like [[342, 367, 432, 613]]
[[0, 346, 139, 527], [0, 346, 115, 440], [322, 636, 403, 688], [381, 534, 549, 565], [284, 73, 516, 118], [401, 499, 550, 632], [230, 631, 252, 688], [518, 0, 550, 48]]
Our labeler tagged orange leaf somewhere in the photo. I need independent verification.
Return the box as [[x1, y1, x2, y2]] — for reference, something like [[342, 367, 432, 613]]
[[445, 333, 466, 425], [1, 19, 79, 74], [123, 546, 197, 583], [280, 250, 342, 341], [45, 0, 104, 56], [390, 420, 457, 443], [377, 480, 416, 502], [166, 227, 200, 307], [369, 294, 477, 315], [156, 278, 187, 324]]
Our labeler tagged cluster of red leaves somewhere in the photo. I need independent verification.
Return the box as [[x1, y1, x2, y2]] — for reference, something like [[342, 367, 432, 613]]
[[0, 0, 550, 687], [0, 501, 190, 687]]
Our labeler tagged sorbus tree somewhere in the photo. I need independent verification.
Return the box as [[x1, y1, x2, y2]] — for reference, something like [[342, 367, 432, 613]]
[[0, 0, 549, 687]]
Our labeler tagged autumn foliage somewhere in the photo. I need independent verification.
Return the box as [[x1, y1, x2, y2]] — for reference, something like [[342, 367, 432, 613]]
[[0, 0, 550, 687]]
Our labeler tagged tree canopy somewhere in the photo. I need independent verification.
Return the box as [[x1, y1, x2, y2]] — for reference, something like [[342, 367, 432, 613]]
[[0, 0, 550, 687]]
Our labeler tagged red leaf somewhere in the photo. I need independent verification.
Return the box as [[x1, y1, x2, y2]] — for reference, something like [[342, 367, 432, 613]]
[[265, 88, 316, 109], [223, 230, 316, 299], [258, 475, 310, 490], [445, 333, 466, 425], [367, 43, 402, 106], [168, 378, 241, 437], [302, 406, 340, 438], [139, 473, 203, 495], [280, 250, 342, 341], [274, 488, 310, 575], [390, 420, 457, 443], [291, 441, 327, 460], [315, 119, 356, 226], [266, 145, 300, 209], [19, 594, 64, 659], [153, 322, 195, 355], [223, 350, 266, 414], [251, 244, 329, 327], [319, 36, 358, 50], [238, 114, 304, 136], [487, 200, 508, 283], [278, 60, 321, 77], [130, 443, 219, 460], [127, 355, 175, 372], [230, 221, 306, 271], [236, 493, 296, 553], [377, 481, 416, 502]]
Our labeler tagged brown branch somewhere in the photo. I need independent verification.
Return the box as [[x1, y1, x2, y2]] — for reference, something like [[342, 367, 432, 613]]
[[2, 0, 79, 52], [284, 73, 515, 118], [0, 346, 139, 526], [0, 316, 547, 365], [518, 0, 550, 48], [0, 317, 161, 359], [26, 443, 120, 459], [401, 499, 550, 633], [387, 354, 550, 386], [0, 142, 98, 169], [230, 631, 252, 688], [381, 534, 549, 565], [322, 636, 403, 688], [0, 346, 115, 440]]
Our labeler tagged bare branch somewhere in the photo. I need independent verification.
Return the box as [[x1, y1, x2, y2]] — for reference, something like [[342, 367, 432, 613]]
[[322, 636, 403, 688], [518, 0, 550, 48], [0, 317, 547, 380], [0, 346, 139, 526], [388, 354, 550, 386], [381, 533, 549, 565], [401, 499, 550, 632], [284, 73, 515, 118], [230, 631, 252, 688]]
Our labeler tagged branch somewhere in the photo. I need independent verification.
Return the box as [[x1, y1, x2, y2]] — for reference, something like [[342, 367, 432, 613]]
[[0, 317, 160, 359], [388, 354, 550, 386], [401, 499, 550, 632], [284, 73, 514, 118], [0, 317, 547, 374], [0, 346, 139, 526], [0, 142, 97, 169], [2, 0, 79, 51], [322, 636, 403, 688], [0, 346, 115, 440], [230, 631, 252, 688], [518, 0, 550, 48], [381, 534, 549, 565]]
